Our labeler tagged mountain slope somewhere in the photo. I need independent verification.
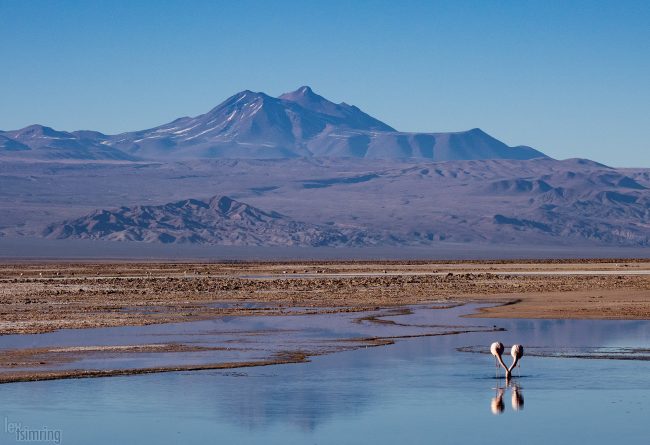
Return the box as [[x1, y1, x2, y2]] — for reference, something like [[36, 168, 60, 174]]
[[107, 87, 400, 159], [1, 87, 548, 161], [43, 195, 376, 246]]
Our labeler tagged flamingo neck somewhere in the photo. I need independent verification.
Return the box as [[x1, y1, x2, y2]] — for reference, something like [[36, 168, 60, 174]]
[[508, 356, 520, 373], [496, 355, 508, 372]]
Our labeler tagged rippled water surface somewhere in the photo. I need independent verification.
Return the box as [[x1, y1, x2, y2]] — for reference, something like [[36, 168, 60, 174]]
[[1, 304, 650, 444]]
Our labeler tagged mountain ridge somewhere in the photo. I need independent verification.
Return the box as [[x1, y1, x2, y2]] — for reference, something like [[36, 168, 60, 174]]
[[1, 87, 548, 161], [43, 194, 378, 246], [23, 157, 649, 248]]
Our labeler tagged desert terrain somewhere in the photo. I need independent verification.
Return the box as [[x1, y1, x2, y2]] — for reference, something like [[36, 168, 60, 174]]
[[1, 260, 649, 336]]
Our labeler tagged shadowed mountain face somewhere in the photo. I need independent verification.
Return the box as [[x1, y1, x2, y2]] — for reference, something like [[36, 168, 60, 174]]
[[1, 87, 547, 161], [43, 195, 376, 247]]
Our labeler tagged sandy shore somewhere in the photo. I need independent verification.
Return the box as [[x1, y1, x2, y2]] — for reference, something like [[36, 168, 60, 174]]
[[0, 260, 649, 335]]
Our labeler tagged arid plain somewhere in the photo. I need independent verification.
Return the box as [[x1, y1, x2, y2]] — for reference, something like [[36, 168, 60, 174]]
[[2, 260, 650, 335]]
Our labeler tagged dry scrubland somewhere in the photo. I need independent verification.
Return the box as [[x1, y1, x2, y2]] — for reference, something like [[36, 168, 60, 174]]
[[1, 260, 649, 335]]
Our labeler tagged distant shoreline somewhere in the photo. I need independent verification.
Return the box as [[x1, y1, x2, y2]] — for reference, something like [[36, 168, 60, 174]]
[[2, 237, 650, 262]]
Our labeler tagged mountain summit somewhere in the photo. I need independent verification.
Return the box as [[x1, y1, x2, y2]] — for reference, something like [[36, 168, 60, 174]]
[[1, 87, 548, 161], [278, 86, 395, 131]]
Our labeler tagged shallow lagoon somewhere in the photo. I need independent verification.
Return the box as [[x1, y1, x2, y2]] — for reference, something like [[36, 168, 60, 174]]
[[1, 304, 649, 444]]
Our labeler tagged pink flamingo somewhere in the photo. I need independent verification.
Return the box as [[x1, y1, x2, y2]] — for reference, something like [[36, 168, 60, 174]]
[[490, 342, 524, 380]]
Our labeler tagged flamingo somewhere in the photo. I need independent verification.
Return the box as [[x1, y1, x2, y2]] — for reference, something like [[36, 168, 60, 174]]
[[502, 344, 524, 380], [490, 341, 507, 376], [490, 342, 524, 380]]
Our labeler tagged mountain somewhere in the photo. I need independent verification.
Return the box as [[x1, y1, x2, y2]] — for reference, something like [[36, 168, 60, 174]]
[[17, 157, 648, 248], [43, 195, 376, 247], [1, 87, 547, 161], [0, 125, 135, 160], [0, 134, 29, 151], [278, 86, 395, 131], [12, 86, 646, 252]]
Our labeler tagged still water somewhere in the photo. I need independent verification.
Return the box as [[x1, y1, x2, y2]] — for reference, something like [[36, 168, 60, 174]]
[[1, 304, 649, 444]]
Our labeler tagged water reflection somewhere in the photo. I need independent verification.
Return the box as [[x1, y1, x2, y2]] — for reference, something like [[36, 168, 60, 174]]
[[511, 383, 524, 411], [2, 305, 650, 445], [491, 382, 524, 415], [491, 388, 505, 414], [0, 304, 499, 376]]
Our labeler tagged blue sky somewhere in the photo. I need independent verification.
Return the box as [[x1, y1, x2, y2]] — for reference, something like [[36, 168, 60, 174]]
[[1, 0, 648, 166]]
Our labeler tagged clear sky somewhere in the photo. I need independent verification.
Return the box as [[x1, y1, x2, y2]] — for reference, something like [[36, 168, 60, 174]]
[[1, 0, 649, 166]]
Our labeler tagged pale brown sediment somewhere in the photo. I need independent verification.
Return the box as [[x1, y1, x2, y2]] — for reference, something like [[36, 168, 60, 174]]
[[0, 261, 649, 335]]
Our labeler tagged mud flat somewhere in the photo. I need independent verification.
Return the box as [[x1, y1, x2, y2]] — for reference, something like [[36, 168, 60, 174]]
[[0, 261, 649, 335]]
